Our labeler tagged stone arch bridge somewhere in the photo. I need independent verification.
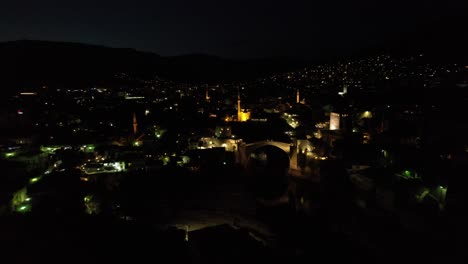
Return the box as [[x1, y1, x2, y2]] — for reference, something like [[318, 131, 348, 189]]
[[237, 140, 299, 174]]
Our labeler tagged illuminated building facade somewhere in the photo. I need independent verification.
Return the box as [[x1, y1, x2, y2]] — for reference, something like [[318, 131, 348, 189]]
[[238, 110, 251, 122], [361, 111, 373, 119], [330, 112, 340, 130], [81, 161, 126, 175], [196, 137, 242, 152]]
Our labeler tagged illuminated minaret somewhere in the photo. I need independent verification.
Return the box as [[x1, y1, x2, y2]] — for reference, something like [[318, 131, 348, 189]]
[[296, 88, 300, 104], [205, 87, 210, 102], [132, 112, 138, 135], [237, 90, 242, 122]]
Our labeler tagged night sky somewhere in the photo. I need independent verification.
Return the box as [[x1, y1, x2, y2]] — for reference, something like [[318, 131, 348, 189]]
[[1, 0, 466, 59]]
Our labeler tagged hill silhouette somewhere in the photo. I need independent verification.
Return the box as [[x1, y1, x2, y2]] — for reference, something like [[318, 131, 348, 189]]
[[0, 40, 307, 93]]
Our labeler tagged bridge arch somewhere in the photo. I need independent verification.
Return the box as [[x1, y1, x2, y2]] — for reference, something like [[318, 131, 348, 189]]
[[238, 141, 298, 172]]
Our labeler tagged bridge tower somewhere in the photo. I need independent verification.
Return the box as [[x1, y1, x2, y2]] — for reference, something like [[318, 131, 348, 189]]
[[290, 139, 299, 170], [205, 87, 210, 102]]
